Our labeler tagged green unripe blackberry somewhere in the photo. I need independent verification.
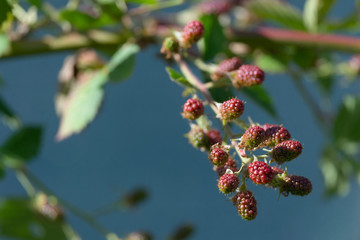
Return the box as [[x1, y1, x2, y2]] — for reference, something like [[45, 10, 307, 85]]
[[187, 126, 208, 149]]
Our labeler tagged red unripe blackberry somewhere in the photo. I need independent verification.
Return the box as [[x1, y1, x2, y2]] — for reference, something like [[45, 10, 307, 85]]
[[248, 161, 274, 184], [198, 0, 232, 15], [283, 175, 312, 196], [187, 127, 208, 149], [214, 57, 242, 79], [206, 129, 222, 148], [209, 147, 229, 166], [182, 21, 204, 48], [182, 98, 204, 120], [218, 173, 239, 194], [239, 126, 266, 150], [219, 98, 245, 121], [214, 157, 238, 177], [271, 140, 302, 164], [232, 190, 257, 220], [233, 65, 265, 88], [263, 124, 291, 147]]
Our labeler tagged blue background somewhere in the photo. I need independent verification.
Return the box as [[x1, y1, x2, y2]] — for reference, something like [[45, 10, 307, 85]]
[[0, 1, 360, 239]]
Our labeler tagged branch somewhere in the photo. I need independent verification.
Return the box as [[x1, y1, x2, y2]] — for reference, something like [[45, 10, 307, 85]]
[[3, 26, 360, 59], [230, 27, 360, 53]]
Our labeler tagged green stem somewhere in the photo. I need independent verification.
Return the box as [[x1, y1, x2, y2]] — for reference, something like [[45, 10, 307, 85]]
[[19, 168, 121, 240], [4, 26, 360, 59], [288, 69, 327, 130], [15, 169, 36, 198]]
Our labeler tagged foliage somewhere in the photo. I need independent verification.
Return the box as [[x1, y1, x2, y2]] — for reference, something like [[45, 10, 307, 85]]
[[0, 0, 360, 238]]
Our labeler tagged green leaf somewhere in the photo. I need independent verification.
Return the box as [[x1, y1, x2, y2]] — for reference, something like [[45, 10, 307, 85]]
[[303, 0, 320, 32], [166, 67, 192, 88], [26, 0, 42, 8], [254, 53, 287, 73], [247, 0, 306, 30], [318, 0, 336, 22], [241, 85, 277, 118], [0, 33, 10, 57], [0, 0, 12, 27], [209, 86, 234, 103], [108, 44, 139, 82], [0, 198, 66, 240], [60, 10, 115, 31], [320, 146, 352, 196], [199, 14, 225, 60], [322, 12, 359, 32], [56, 71, 106, 141], [333, 95, 360, 142], [0, 94, 21, 129], [1, 126, 42, 167], [126, 0, 157, 4]]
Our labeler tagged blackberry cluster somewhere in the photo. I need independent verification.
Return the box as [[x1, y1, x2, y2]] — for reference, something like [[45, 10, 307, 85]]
[[163, 20, 311, 222]]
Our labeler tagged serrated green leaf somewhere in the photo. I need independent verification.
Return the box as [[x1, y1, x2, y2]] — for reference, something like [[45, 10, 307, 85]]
[[0, 94, 21, 129], [1, 126, 42, 167], [0, 33, 10, 57], [247, 0, 306, 30], [108, 44, 139, 82], [0, 198, 67, 240], [241, 85, 277, 118], [333, 95, 360, 142], [60, 10, 115, 31], [199, 14, 225, 60], [303, 0, 320, 32], [166, 67, 192, 88], [126, 0, 157, 4], [56, 71, 106, 141], [255, 53, 287, 73]]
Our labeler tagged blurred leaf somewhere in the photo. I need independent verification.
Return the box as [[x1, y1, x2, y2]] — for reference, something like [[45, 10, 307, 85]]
[[123, 187, 148, 208], [108, 44, 139, 82], [0, 198, 66, 240], [0, 165, 4, 180], [320, 145, 356, 196], [0, 33, 10, 57], [247, 0, 306, 30], [60, 10, 115, 31], [0, 94, 21, 129], [168, 223, 195, 240], [1, 126, 42, 167], [322, 12, 359, 32], [166, 67, 192, 88], [255, 53, 287, 73], [303, 0, 320, 32], [318, 0, 336, 22], [26, 0, 42, 8], [314, 60, 335, 94], [209, 86, 234, 103], [291, 47, 317, 69], [56, 44, 138, 140], [199, 14, 225, 60], [333, 95, 360, 142], [241, 86, 277, 118], [56, 71, 106, 141], [0, 0, 12, 27], [126, 0, 157, 4]]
